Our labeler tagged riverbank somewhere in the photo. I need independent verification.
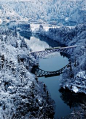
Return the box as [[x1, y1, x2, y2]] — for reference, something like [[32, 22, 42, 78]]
[[36, 24, 86, 94], [0, 26, 54, 119], [34, 24, 86, 118]]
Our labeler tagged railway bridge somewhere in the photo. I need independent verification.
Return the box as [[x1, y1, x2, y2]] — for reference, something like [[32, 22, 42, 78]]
[[30, 45, 77, 59], [30, 45, 76, 77]]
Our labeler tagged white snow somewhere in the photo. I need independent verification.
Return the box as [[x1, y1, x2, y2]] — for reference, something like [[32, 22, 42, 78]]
[[76, 71, 86, 79], [0, 19, 2, 24], [72, 86, 78, 93], [0, 0, 85, 118], [0, 25, 39, 118], [35, 23, 86, 94], [30, 24, 40, 32], [0, 0, 85, 25]]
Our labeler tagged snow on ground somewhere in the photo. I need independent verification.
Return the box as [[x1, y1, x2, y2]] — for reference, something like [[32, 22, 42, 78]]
[[0, 26, 54, 119], [0, 0, 85, 25], [0, 3, 28, 25], [36, 24, 86, 94], [0, 0, 85, 117]]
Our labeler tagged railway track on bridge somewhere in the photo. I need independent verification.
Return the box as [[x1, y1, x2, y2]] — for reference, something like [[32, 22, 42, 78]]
[[30, 45, 77, 77], [30, 45, 77, 59]]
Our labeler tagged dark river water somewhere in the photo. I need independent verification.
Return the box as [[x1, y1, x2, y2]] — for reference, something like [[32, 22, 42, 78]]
[[17, 24, 86, 119], [25, 34, 73, 118], [39, 54, 72, 119]]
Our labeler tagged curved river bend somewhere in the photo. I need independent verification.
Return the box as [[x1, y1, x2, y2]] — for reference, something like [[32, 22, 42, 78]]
[[18, 24, 86, 119], [25, 34, 73, 118]]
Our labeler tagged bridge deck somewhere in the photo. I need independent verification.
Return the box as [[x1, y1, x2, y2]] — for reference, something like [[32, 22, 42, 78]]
[[30, 46, 77, 77], [30, 45, 77, 59]]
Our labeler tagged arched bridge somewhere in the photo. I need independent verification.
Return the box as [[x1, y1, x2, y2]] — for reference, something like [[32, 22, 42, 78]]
[[31, 62, 71, 77], [30, 45, 77, 59]]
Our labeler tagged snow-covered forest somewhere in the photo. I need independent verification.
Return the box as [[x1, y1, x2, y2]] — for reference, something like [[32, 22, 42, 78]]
[[0, 0, 86, 118], [37, 24, 86, 94]]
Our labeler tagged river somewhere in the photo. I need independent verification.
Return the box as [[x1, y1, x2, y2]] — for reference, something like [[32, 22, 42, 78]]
[[24, 34, 73, 118], [39, 54, 72, 119]]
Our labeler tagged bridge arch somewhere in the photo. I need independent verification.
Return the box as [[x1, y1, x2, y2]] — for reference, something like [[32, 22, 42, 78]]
[[31, 63, 71, 77]]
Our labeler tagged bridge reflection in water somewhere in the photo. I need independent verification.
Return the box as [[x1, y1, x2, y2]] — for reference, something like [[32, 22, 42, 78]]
[[30, 46, 76, 77], [31, 62, 71, 77], [31, 46, 76, 118]]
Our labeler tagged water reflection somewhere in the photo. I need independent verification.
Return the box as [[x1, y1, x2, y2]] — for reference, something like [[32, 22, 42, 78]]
[[19, 31, 32, 39], [25, 34, 73, 118], [25, 36, 49, 52], [18, 26, 84, 118], [59, 88, 86, 108], [18, 23, 32, 39], [34, 34, 65, 48]]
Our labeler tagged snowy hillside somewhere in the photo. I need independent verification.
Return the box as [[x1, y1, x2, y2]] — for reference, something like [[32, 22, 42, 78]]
[[0, 0, 86, 118], [0, 3, 28, 25], [0, 0, 86, 25], [36, 24, 86, 94], [10, 0, 86, 25], [0, 26, 54, 119]]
